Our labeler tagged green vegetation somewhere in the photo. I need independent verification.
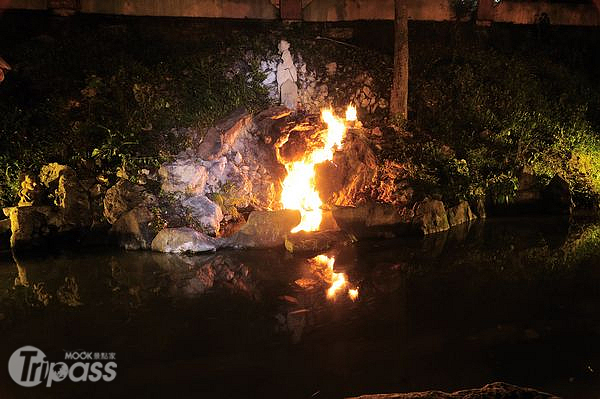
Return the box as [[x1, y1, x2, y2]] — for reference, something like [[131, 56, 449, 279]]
[[383, 24, 600, 208]]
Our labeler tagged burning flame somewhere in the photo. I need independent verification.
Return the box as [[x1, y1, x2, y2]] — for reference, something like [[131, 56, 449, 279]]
[[281, 106, 356, 233], [345, 104, 357, 122], [312, 255, 359, 301]]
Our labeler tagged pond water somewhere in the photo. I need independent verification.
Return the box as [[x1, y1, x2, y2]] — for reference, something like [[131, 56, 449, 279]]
[[0, 217, 599, 398]]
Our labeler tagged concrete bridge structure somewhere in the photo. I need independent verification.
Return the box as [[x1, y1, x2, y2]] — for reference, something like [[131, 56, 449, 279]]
[[1, 0, 599, 26]]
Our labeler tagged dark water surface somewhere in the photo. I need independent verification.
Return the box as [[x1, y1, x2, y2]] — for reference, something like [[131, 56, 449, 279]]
[[0, 217, 599, 398]]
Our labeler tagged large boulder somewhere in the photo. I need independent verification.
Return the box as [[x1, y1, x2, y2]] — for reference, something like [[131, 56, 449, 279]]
[[156, 107, 288, 226], [446, 200, 477, 227], [332, 202, 413, 238], [39, 162, 73, 187], [3, 206, 50, 250], [196, 108, 253, 160], [103, 179, 148, 224], [39, 163, 91, 228], [227, 209, 301, 248], [110, 205, 156, 250], [158, 158, 208, 195], [2, 205, 87, 250], [542, 174, 573, 215], [151, 227, 216, 253], [56, 171, 91, 228], [412, 199, 450, 235], [315, 131, 378, 206], [161, 194, 223, 236]]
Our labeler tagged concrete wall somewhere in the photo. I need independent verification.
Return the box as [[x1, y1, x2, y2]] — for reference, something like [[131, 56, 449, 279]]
[[0, 0, 46, 10], [79, 0, 278, 18], [302, 0, 453, 22], [478, 0, 600, 26], [1, 0, 599, 26]]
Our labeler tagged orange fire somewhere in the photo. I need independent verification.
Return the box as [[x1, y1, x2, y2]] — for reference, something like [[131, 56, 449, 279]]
[[281, 106, 355, 233], [312, 255, 359, 301]]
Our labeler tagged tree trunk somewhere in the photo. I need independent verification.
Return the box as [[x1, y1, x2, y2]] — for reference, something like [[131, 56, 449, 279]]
[[390, 0, 408, 119]]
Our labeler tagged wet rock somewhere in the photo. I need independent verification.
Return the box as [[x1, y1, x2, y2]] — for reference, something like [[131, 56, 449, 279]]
[[347, 382, 559, 399], [196, 108, 253, 160], [446, 200, 477, 227], [3, 206, 51, 250], [2, 205, 82, 250], [285, 230, 351, 253], [103, 179, 147, 224], [151, 227, 216, 253], [412, 199, 449, 235], [110, 205, 156, 250], [332, 203, 413, 238], [542, 174, 573, 215], [158, 158, 208, 195], [227, 209, 301, 248]]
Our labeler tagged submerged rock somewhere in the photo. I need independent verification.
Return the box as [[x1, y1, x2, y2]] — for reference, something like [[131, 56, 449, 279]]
[[412, 199, 450, 235], [284, 230, 351, 253], [446, 200, 477, 227], [151, 227, 216, 253], [332, 202, 413, 238], [227, 209, 300, 248], [347, 382, 559, 399]]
